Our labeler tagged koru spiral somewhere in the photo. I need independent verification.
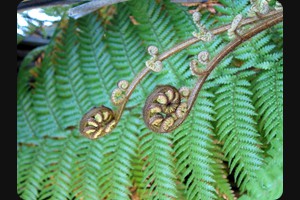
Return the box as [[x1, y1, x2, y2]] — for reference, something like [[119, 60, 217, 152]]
[[143, 85, 189, 133], [79, 106, 116, 139]]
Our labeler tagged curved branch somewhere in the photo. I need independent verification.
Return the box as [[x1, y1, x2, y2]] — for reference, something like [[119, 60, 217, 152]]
[[80, 10, 283, 138], [158, 10, 282, 61], [143, 12, 283, 133]]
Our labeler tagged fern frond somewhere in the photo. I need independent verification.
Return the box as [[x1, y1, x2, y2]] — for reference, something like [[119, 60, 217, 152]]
[[233, 30, 281, 72], [240, 135, 283, 200], [270, 23, 283, 48], [17, 90, 38, 144], [33, 36, 68, 138], [97, 110, 139, 200], [214, 71, 264, 191], [131, 145, 148, 199], [19, 140, 50, 200], [54, 19, 93, 127], [17, 146, 38, 197], [174, 90, 217, 200], [106, 4, 148, 107], [211, 143, 235, 200], [139, 128, 177, 200], [70, 137, 104, 200], [128, 0, 190, 86], [163, 1, 195, 40], [17, 1, 283, 199], [215, 0, 250, 24], [37, 135, 77, 200], [17, 51, 42, 144], [252, 58, 283, 143], [76, 12, 116, 107]]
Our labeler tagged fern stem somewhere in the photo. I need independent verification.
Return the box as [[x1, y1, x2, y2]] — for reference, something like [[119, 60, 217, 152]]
[[142, 11, 282, 133], [158, 10, 282, 61], [80, 10, 283, 138], [183, 12, 283, 128], [121, 11, 282, 119]]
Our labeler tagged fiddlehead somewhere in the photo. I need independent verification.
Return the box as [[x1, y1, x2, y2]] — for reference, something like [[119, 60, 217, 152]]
[[145, 45, 163, 72], [143, 85, 189, 133], [190, 51, 210, 76], [79, 106, 116, 139], [248, 0, 270, 17], [111, 80, 129, 105], [192, 12, 214, 42], [228, 14, 243, 39]]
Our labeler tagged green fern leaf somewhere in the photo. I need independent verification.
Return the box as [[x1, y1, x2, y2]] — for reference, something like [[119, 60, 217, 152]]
[[240, 136, 283, 200], [76, 12, 116, 107], [252, 58, 283, 143], [128, 0, 190, 85], [70, 137, 104, 200], [54, 19, 93, 127], [33, 35, 68, 138], [17, 53, 41, 144], [17, 146, 38, 197], [97, 110, 139, 199], [163, 1, 195, 40], [215, 0, 249, 24], [38, 135, 77, 199], [174, 91, 217, 200], [106, 4, 149, 107], [139, 128, 177, 200], [211, 143, 235, 200], [214, 72, 264, 191]]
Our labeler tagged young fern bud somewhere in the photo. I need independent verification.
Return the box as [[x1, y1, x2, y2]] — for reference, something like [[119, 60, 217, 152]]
[[78, 10, 282, 139], [198, 51, 210, 65], [161, 117, 174, 131], [148, 45, 159, 56], [111, 80, 129, 105], [248, 0, 270, 17], [190, 60, 205, 76], [179, 86, 190, 98], [156, 93, 168, 105], [190, 51, 210, 76], [143, 85, 190, 133], [192, 11, 201, 23], [117, 80, 129, 91], [260, 1, 270, 14], [228, 14, 243, 39], [153, 61, 163, 72], [111, 88, 126, 105], [80, 106, 116, 139], [146, 45, 163, 72], [192, 11, 214, 42], [176, 102, 188, 118]]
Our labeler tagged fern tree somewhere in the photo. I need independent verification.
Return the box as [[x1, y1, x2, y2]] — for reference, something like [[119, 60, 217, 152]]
[[17, 0, 283, 199]]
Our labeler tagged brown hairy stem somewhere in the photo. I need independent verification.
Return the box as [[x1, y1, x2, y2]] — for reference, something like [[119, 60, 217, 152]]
[[143, 12, 283, 133], [80, 10, 283, 138], [158, 10, 282, 61], [186, 12, 283, 116]]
